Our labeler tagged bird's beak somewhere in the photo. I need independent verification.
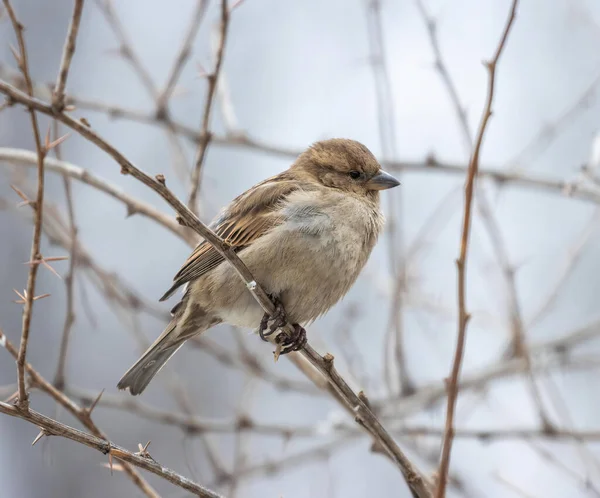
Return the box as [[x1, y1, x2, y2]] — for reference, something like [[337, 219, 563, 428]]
[[367, 170, 401, 191]]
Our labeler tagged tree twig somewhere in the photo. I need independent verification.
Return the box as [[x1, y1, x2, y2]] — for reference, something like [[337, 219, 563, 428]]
[[187, 0, 230, 213], [0, 401, 224, 498], [52, 0, 85, 111], [156, 0, 208, 112], [436, 2, 519, 496], [3, 0, 48, 412], [0, 328, 160, 497]]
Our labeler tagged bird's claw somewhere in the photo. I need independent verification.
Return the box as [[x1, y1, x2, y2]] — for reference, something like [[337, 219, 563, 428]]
[[258, 295, 285, 341], [276, 324, 307, 355]]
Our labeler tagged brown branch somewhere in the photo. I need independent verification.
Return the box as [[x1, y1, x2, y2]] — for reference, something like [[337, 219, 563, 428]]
[[414, 0, 552, 430], [0, 401, 224, 498], [0, 328, 159, 497], [3, 0, 48, 412], [156, 0, 209, 111], [187, 0, 230, 213], [0, 81, 432, 498], [93, 0, 156, 97], [51, 121, 78, 390], [93, 0, 191, 185], [52, 0, 85, 111], [436, 2, 519, 496], [0, 147, 195, 244]]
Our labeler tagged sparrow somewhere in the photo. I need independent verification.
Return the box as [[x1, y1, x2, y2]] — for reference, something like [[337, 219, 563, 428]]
[[117, 138, 400, 395]]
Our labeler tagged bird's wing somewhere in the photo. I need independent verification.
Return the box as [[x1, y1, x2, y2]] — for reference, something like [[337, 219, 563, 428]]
[[159, 172, 301, 301]]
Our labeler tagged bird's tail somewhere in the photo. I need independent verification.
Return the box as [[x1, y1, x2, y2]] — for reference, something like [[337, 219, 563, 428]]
[[117, 321, 184, 395]]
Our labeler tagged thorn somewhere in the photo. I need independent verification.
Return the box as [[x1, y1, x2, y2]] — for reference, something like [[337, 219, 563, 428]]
[[85, 388, 105, 416], [80, 117, 91, 127], [46, 132, 70, 151], [120, 165, 129, 175], [323, 353, 335, 371], [12, 288, 26, 303], [10, 184, 29, 203], [31, 428, 48, 446], [125, 205, 137, 218], [13, 288, 51, 304], [273, 343, 282, 362], [135, 440, 154, 460], [155, 174, 166, 186], [23, 256, 67, 280], [176, 215, 186, 226]]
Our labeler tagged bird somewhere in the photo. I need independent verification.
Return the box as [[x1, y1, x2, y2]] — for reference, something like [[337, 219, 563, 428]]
[[117, 138, 400, 395]]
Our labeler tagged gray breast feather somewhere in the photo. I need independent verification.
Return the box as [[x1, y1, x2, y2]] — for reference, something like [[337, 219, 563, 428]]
[[283, 204, 331, 236]]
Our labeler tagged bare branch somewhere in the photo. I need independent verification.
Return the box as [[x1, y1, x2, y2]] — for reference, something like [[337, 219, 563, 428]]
[[0, 328, 159, 497], [3, 0, 48, 412], [157, 0, 209, 111], [436, 2, 519, 496], [187, 0, 230, 213], [52, 0, 85, 111], [0, 401, 224, 498], [0, 147, 194, 244]]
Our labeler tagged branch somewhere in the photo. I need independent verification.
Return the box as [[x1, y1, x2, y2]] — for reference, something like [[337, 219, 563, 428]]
[[52, 0, 85, 111], [436, 2, 519, 496], [3, 0, 48, 412], [0, 401, 224, 498], [51, 121, 78, 390], [187, 0, 230, 212], [0, 80, 432, 498], [0, 328, 159, 497], [0, 147, 195, 244], [156, 0, 209, 111]]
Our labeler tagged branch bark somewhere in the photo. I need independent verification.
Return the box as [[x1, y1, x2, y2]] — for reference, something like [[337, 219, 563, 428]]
[[436, 2, 519, 496]]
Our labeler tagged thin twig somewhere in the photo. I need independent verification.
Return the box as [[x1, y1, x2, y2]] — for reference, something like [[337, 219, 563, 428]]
[[0, 328, 160, 497], [0, 147, 194, 244], [187, 0, 230, 213], [51, 121, 78, 390], [52, 0, 85, 111], [414, 0, 551, 427], [157, 0, 208, 112], [3, 0, 48, 412], [436, 2, 519, 496], [0, 401, 224, 498]]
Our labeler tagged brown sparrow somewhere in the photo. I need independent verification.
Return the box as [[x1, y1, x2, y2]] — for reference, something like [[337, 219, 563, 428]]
[[118, 138, 400, 394]]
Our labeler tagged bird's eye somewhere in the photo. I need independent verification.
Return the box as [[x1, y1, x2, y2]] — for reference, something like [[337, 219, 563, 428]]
[[349, 170, 361, 180]]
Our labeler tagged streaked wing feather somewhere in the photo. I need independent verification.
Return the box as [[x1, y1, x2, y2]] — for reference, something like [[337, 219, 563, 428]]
[[159, 174, 299, 301]]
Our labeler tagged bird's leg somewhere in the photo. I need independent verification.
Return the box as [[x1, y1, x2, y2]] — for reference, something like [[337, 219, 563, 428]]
[[277, 324, 307, 355], [258, 294, 285, 342]]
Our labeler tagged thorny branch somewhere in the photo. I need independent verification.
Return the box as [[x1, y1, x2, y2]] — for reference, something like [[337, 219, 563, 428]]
[[52, 0, 85, 111], [0, 328, 159, 497], [436, 2, 519, 497], [0, 401, 224, 498], [3, 0, 48, 412]]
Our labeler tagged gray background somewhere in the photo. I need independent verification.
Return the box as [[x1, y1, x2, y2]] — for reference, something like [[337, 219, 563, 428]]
[[1, 0, 600, 497]]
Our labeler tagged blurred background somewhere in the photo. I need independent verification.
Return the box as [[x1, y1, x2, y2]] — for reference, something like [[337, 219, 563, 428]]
[[1, 0, 600, 496]]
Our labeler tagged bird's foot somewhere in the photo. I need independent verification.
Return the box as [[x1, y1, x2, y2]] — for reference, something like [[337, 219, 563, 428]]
[[258, 295, 286, 342], [276, 324, 307, 355]]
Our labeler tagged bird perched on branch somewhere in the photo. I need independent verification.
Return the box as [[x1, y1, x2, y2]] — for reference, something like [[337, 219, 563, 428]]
[[118, 138, 400, 395]]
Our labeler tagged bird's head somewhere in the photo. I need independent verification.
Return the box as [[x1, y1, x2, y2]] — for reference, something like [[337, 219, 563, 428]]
[[292, 138, 400, 199]]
